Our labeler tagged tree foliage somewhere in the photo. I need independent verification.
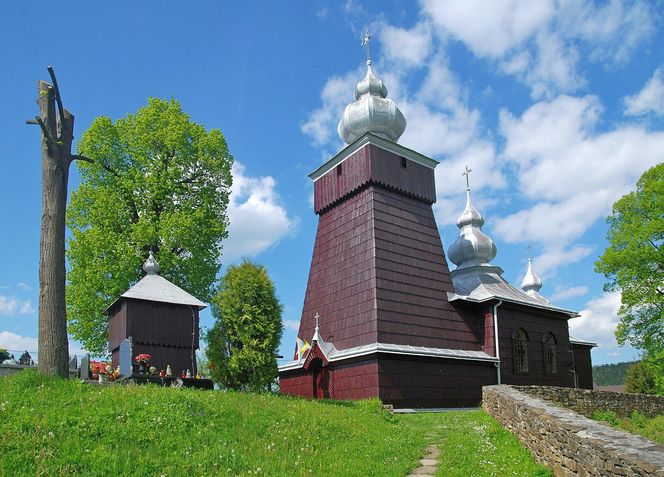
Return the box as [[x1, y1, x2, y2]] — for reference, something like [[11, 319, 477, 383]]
[[67, 98, 233, 354], [592, 361, 636, 386], [206, 260, 283, 391], [595, 162, 663, 354], [624, 361, 657, 395]]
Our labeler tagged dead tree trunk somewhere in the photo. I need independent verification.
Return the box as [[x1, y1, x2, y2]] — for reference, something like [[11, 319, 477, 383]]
[[27, 68, 76, 377]]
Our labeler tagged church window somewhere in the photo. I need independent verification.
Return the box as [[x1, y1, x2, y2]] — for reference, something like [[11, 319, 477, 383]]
[[514, 328, 528, 374], [544, 333, 557, 374], [401, 156, 407, 169]]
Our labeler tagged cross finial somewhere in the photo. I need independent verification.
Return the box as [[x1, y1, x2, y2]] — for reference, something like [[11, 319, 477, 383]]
[[314, 312, 320, 330], [526, 244, 532, 261], [362, 31, 374, 64], [462, 165, 472, 191]]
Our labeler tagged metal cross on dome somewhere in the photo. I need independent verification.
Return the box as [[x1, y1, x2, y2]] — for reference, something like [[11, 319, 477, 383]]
[[462, 165, 472, 191], [362, 31, 373, 62]]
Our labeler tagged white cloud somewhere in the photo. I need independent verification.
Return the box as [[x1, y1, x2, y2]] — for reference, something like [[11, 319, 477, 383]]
[[17, 283, 31, 291], [0, 331, 38, 352], [301, 68, 360, 147], [420, 0, 655, 98], [569, 292, 626, 353], [625, 67, 664, 116], [283, 319, 300, 331], [550, 285, 590, 302], [223, 163, 298, 263], [420, 0, 553, 58], [380, 22, 432, 67], [495, 95, 664, 256], [0, 296, 36, 316], [531, 246, 594, 278]]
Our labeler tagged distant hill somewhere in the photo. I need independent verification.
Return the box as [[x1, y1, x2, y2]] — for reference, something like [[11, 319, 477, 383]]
[[592, 361, 638, 386]]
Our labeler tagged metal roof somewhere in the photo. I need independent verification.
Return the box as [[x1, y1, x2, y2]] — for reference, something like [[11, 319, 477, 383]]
[[569, 335, 598, 347], [448, 265, 579, 317], [278, 341, 498, 372], [107, 274, 207, 311]]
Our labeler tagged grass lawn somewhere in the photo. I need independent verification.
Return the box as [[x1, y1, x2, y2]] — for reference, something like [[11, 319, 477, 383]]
[[0, 371, 549, 476], [592, 410, 664, 445]]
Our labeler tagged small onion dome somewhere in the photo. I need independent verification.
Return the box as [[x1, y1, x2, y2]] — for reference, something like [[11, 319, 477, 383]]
[[142, 250, 161, 275], [521, 258, 543, 296], [448, 190, 497, 270], [337, 61, 407, 145]]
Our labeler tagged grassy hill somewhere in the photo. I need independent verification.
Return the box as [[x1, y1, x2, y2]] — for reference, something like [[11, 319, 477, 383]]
[[0, 372, 549, 476], [592, 361, 638, 386]]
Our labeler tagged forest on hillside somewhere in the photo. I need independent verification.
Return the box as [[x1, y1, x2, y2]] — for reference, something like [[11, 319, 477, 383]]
[[592, 361, 638, 385]]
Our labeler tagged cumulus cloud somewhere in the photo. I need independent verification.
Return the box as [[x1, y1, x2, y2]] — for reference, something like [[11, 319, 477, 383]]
[[0, 296, 35, 316], [420, 0, 655, 98], [380, 22, 432, 67], [493, 94, 664, 271], [624, 67, 664, 116], [550, 285, 590, 302], [0, 331, 38, 352], [223, 163, 299, 263], [569, 292, 628, 354]]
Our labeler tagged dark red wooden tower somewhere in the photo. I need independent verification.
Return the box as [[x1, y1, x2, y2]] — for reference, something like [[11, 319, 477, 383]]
[[278, 56, 595, 407]]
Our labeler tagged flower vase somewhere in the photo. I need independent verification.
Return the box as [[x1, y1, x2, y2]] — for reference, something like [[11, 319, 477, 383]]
[[138, 362, 148, 375], [98, 374, 108, 384]]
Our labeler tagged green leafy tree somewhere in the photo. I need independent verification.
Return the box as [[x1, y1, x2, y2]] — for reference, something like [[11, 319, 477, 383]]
[[0, 348, 10, 362], [595, 162, 663, 354], [206, 260, 283, 391], [624, 361, 656, 395], [67, 98, 233, 354]]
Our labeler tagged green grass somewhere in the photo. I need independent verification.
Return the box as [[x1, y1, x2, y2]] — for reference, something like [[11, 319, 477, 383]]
[[0, 372, 548, 477], [400, 412, 551, 477], [592, 410, 664, 444]]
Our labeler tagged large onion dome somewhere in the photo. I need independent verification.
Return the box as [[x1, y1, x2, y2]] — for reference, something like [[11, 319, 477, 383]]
[[448, 187, 497, 270], [337, 60, 407, 145]]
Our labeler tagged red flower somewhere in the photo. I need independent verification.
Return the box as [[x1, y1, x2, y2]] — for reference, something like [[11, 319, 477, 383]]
[[134, 353, 152, 363]]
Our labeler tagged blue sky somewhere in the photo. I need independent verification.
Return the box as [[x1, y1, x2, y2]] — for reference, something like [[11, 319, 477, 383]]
[[1, 1, 662, 366]]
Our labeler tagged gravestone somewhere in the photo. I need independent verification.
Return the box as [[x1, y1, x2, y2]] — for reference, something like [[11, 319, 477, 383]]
[[80, 353, 90, 380], [119, 338, 132, 377], [68, 355, 77, 370]]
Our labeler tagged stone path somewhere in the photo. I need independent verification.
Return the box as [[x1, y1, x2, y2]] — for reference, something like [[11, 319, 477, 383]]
[[406, 444, 441, 477]]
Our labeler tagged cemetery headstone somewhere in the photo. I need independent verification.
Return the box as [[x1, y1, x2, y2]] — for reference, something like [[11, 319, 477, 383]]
[[119, 338, 133, 377], [68, 355, 77, 370], [80, 353, 90, 380]]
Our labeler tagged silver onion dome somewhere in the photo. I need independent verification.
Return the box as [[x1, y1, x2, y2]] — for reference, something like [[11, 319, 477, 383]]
[[337, 60, 407, 145], [142, 250, 161, 275], [448, 185, 497, 270], [521, 258, 543, 296]]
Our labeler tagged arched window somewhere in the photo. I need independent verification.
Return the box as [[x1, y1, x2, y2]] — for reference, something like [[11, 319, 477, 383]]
[[544, 333, 557, 374], [514, 328, 528, 374]]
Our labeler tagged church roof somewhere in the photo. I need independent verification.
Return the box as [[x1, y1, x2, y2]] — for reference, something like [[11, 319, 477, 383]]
[[448, 266, 578, 317], [106, 252, 207, 312], [446, 169, 578, 318], [278, 341, 499, 372]]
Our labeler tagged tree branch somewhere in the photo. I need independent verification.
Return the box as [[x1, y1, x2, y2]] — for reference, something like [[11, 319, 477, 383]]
[[47, 66, 66, 129], [28, 116, 56, 150]]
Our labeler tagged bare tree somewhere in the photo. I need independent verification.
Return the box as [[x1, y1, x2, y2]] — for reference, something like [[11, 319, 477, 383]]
[[27, 67, 90, 377]]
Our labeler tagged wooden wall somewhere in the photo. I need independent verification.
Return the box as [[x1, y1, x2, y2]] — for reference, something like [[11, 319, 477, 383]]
[[498, 303, 575, 388], [572, 344, 594, 390]]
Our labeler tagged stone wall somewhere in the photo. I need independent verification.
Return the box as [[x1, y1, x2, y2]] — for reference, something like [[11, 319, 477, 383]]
[[0, 364, 78, 379], [483, 385, 664, 477], [513, 385, 664, 418]]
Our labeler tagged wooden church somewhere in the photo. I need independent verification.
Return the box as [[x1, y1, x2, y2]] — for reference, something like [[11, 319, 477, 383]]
[[106, 251, 206, 376], [278, 51, 595, 408]]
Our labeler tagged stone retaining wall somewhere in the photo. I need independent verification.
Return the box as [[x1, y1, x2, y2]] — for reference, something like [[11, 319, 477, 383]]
[[513, 385, 664, 418], [483, 385, 664, 477]]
